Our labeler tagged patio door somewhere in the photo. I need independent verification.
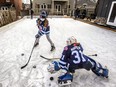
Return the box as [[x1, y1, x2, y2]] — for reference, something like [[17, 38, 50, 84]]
[[107, 1, 116, 27], [55, 4, 61, 13]]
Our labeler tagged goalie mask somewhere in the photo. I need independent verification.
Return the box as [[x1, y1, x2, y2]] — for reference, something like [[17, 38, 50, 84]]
[[47, 61, 60, 73], [66, 36, 77, 45]]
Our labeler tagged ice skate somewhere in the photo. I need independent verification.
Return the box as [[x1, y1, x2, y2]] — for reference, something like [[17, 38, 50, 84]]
[[58, 79, 72, 87], [102, 66, 109, 78], [34, 42, 39, 47], [50, 45, 55, 51]]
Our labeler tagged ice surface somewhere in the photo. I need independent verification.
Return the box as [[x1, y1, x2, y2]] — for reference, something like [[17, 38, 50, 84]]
[[0, 17, 116, 87]]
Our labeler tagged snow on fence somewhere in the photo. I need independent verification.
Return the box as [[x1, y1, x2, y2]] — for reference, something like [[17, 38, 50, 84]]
[[0, 10, 16, 27]]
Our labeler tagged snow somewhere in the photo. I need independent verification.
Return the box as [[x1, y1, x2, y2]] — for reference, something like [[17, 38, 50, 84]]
[[0, 17, 116, 87]]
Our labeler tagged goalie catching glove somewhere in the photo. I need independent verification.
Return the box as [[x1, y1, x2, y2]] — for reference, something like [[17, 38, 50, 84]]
[[47, 61, 73, 86], [47, 61, 60, 73]]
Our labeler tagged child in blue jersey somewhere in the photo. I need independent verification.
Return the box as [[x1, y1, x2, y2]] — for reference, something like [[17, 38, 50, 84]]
[[47, 36, 109, 84], [34, 11, 55, 51]]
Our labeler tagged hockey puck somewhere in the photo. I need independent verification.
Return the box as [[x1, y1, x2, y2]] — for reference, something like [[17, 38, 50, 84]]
[[33, 65, 36, 68], [21, 53, 24, 56], [50, 77, 54, 81], [95, 54, 97, 56]]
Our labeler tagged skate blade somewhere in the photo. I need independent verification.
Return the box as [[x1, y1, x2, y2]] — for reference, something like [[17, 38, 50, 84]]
[[58, 80, 72, 87], [50, 48, 56, 52]]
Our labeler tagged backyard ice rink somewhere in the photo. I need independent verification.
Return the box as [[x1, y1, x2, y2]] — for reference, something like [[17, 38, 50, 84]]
[[0, 17, 116, 87]]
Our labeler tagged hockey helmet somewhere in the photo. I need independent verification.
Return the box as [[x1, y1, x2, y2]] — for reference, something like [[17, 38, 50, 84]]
[[40, 11, 47, 18], [47, 61, 60, 73], [66, 36, 77, 45]]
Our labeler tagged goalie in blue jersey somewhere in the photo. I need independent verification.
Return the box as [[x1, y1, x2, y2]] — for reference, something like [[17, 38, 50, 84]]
[[47, 36, 109, 85]]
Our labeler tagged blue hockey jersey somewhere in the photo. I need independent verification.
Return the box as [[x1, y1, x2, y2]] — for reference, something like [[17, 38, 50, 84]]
[[59, 43, 109, 78], [36, 18, 50, 35], [59, 43, 90, 72]]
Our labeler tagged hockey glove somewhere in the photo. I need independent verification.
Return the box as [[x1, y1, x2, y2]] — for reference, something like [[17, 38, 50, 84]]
[[38, 26, 42, 31], [47, 61, 60, 74]]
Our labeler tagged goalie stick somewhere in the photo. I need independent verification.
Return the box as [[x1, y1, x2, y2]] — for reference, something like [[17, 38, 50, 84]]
[[88, 54, 97, 56], [40, 54, 97, 61], [40, 55, 59, 61]]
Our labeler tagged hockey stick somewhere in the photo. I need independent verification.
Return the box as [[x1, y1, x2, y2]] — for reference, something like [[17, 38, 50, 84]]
[[40, 55, 59, 61], [21, 40, 36, 69], [88, 54, 97, 56], [40, 54, 97, 61]]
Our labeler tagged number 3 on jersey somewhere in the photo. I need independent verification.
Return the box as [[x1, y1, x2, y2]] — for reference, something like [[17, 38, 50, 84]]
[[72, 50, 86, 64]]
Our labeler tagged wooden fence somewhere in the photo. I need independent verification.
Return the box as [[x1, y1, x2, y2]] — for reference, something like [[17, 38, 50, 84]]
[[0, 10, 16, 27]]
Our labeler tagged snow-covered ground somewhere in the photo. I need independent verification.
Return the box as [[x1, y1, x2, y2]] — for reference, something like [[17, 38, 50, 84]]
[[0, 17, 116, 87]]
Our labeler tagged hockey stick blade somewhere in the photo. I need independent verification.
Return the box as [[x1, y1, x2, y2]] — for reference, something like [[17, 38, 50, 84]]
[[40, 55, 52, 60], [21, 54, 33, 69], [40, 55, 59, 60], [21, 53, 33, 69], [88, 54, 97, 56], [21, 64, 28, 69]]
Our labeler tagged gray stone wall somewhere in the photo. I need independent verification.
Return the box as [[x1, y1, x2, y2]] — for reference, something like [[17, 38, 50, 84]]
[[0, 10, 16, 27]]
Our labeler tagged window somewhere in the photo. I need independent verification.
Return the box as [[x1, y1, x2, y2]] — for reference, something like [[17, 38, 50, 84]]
[[5, 7, 8, 10], [1, 7, 8, 10], [41, 5, 43, 9], [47, 4, 51, 9], [68, 5, 70, 8], [41, 4, 47, 9], [44, 4, 46, 9], [58, 5, 61, 11], [6, 0, 10, 2], [109, 3, 116, 22], [55, 5, 57, 9], [55, 4, 61, 12], [38, 4, 40, 8]]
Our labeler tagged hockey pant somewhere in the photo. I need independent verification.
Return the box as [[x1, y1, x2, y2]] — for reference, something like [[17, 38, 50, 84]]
[[35, 28, 54, 46]]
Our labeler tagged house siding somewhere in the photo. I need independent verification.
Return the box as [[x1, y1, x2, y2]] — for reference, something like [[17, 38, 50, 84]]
[[33, 0, 96, 15], [96, 0, 115, 18]]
